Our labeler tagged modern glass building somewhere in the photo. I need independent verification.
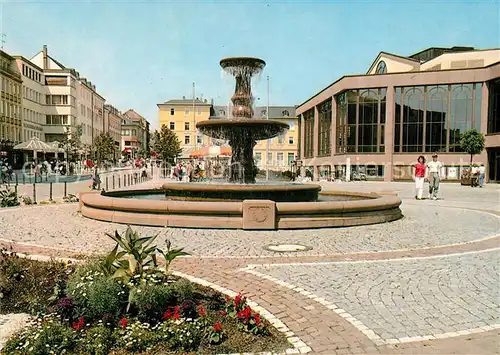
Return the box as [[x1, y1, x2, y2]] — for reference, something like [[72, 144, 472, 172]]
[[296, 47, 500, 182]]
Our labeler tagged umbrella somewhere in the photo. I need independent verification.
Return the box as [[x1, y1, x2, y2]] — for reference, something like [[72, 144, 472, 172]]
[[49, 141, 65, 153], [189, 145, 231, 158], [14, 137, 55, 159]]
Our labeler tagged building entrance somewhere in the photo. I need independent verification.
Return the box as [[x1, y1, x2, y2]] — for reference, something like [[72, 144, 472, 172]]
[[487, 148, 500, 182]]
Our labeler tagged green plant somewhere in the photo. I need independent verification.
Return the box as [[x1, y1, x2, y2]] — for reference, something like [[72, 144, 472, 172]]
[[2, 316, 76, 354], [81, 324, 114, 355], [0, 187, 19, 207], [20, 195, 33, 205], [66, 265, 126, 321], [131, 283, 175, 322], [208, 321, 226, 344], [63, 194, 79, 203], [460, 128, 485, 167], [170, 278, 194, 303], [157, 239, 190, 275], [112, 320, 159, 353], [0, 249, 71, 314]]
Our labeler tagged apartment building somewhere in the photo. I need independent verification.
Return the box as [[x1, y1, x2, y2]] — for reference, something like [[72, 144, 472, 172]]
[[212, 105, 299, 171], [29, 45, 106, 152], [121, 109, 149, 157], [13, 56, 45, 143], [157, 98, 212, 154], [0, 51, 22, 145], [104, 104, 123, 159], [295, 46, 500, 182]]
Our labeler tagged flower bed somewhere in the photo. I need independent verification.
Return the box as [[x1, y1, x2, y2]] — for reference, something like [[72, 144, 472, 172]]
[[0, 227, 289, 354]]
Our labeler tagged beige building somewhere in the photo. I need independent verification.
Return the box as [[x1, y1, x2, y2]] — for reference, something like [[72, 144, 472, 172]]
[[0, 51, 22, 145], [13, 56, 45, 143], [121, 109, 150, 157], [295, 46, 500, 182], [157, 98, 212, 155], [104, 104, 122, 159]]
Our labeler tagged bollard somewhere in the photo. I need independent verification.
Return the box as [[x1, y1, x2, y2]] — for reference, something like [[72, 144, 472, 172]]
[[33, 183, 37, 204], [135, 173, 137, 184], [106, 176, 109, 191], [14, 184, 17, 197], [64, 181, 67, 198], [113, 175, 115, 189], [118, 176, 121, 188], [45, 172, 48, 182], [124, 174, 126, 187], [49, 182, 53, 201], [15, 173, 18, 185]]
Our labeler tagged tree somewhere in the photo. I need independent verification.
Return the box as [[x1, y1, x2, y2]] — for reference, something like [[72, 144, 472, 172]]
[[152, 126, 182, 163], [59, 126, 82, 163], [93, 132, 116, 164], [460, 128, 485, 167]]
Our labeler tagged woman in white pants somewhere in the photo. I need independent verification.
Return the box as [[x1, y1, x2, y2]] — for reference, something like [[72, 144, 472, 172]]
[[414, 155, 426, 200]]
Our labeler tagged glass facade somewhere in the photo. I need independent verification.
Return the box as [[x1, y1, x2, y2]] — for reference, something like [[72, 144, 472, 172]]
[[317, 99, 332, 156], [395, 83, 483, 153], [488, 80, 500, 133], [336, 88, 386, 154], [303, 109, 314, 158]]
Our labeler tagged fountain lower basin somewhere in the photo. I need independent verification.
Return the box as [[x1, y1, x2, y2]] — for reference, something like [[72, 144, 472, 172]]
[[79, 187, 403, 230]]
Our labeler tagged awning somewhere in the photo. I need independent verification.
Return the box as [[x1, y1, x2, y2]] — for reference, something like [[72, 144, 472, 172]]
[[14, 137, 54, 152]]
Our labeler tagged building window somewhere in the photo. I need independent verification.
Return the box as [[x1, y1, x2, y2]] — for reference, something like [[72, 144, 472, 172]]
[[261, 109, 267, 117], [184, 135, 190, 144], [254, 152, 262, 166], [282, 110, 289, 117], [197, 135, 203, 144], [277, 152, 284, 166], [184, 122, 190, 131], [288, 136, 294, 145], [219, 109, 225, 116], [395, 83, 481, 153], [488, 79, 500, 133], [303, 109, 314, 158], [376, 61, 387, 74], [170, 108, 175, 115], [184, 108, 190, 115], [318, 99, 332, 156], [267, 152, 273, 165], [169, 122, 175, 130], [336, 88, 386, 154], [46, 115, 69, 125], [288, 152, 295, 166], [132, 129, 137, 136]]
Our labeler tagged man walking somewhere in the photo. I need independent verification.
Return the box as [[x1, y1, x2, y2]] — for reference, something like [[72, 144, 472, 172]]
[[427, 153, 443, 200]]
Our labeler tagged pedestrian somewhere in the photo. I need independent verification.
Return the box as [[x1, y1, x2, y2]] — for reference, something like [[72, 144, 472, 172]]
[[427, 153, 443, 200], [478, 164, 486, 187], [414, 155, 426, 200]]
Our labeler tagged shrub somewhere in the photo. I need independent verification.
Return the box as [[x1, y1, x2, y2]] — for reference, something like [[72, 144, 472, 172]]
[[112, 320, 159, 353], [20, 195, 33, 205], [170, 278, 194, 303], [80, 324, 113, 355], [63, 194, 79, 203], [0, 249, 70, 314], [131, 283, 175, 322], [2, 316, 76, 354], [66, 265, 126, 321], [0, 187, 19, 207]]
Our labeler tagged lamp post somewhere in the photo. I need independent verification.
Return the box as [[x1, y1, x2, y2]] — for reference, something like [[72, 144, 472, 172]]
[[266, 75, 270, 181]]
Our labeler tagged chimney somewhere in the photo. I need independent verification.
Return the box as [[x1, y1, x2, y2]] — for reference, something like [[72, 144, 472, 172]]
[[42, 45, 48, 69]]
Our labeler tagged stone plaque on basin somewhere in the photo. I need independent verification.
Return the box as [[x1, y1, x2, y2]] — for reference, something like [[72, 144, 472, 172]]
[[242, 200, 276, 230]]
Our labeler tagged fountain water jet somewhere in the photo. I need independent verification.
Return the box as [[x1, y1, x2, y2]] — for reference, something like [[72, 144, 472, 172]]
[[196, 57, 289, 184]]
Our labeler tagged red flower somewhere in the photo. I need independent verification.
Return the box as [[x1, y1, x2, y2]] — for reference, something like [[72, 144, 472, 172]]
[[118, 317, 128, 328], [72, 316, 85, 331], [254, 313, 261, 325], [221, 310, 227, 316], [162, 309, 173, 320], [198, 305, 206, 317], [212, 322, 223, 332], [237, 305, 253, 322], [173, 305, 180, 320]]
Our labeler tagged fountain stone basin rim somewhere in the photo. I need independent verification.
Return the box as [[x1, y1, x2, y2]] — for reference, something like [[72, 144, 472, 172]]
[[79, 190, 403, 230], [196, 119, 290, 141]]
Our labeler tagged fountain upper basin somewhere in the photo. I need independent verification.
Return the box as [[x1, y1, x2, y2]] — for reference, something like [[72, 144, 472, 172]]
[[196, 119, 289, 141]]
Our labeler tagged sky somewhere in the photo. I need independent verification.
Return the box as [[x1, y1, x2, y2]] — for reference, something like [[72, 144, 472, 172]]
[[3, 0, 499, 129]]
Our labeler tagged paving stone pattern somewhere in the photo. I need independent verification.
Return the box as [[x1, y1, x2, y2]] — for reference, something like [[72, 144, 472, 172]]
[[0, 203, 498, 258], [250, 249, 500, 341]]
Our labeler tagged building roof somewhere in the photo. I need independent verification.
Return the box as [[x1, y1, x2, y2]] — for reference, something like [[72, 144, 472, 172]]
[[409, 46, 475, 62], [160, 98, 212, 106], [366, 51, 420, 74], [123, 109, 145, 121], [12, 55, 44, 72]]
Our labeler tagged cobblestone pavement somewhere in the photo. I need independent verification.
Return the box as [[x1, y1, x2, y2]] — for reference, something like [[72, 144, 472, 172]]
[[0, 181, 499, 354]]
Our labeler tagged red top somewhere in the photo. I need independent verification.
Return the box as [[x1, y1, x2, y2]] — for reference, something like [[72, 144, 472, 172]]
[[415, 163, 426, 177]]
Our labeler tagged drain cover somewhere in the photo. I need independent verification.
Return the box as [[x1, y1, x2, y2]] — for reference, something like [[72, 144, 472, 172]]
[[264, 244, 312, 252]]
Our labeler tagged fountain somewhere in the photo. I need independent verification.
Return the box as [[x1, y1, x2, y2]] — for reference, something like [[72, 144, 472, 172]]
[[79, 57, 403, 230]]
